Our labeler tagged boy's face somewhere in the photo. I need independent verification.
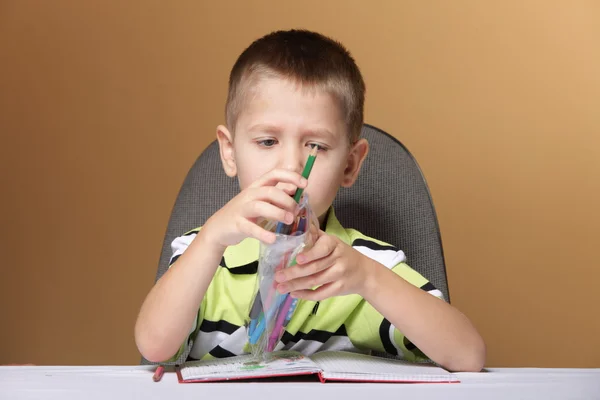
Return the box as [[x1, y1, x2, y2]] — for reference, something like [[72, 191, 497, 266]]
[[217, 76, 368, 224]]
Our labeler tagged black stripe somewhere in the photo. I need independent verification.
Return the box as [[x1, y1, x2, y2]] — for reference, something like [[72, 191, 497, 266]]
[[209, 345, 236, 358], [199, 319, 240, 335], [183, 230, 199, 236], [420, 282, 437, 292], [168, 254, 181, 266], [379, 319, 398, 356], [221, 259, 258, 275], [403, 337, 417, 350], [281, 325, 347, 346], [352, 238, 396, 252]]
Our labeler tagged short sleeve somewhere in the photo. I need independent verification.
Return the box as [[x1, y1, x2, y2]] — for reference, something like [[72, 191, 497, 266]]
[[163, 229, 206, 363], [345, 261, 445, 362]]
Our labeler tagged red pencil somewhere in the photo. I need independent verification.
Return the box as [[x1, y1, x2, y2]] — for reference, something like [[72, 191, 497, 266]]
[[153, 365, 165, 382]]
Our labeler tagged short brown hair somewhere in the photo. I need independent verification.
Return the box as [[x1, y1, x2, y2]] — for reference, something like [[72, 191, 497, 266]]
[[225, 29, 365, 142]]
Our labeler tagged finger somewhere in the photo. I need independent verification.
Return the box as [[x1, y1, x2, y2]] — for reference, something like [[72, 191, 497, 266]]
[[302, 222, 321, 248], [238, 218, 276, 244], [276, 255, 333, 283], [251, 186, 299, 214], [275, 181, 298, 196], [306, 221, 320, 237], [249, 169, 307, 190], [297, 234, 336, 264], [243, 200, 295, 225], [278, 264, 338, 293], [291, 282, 341, 302]]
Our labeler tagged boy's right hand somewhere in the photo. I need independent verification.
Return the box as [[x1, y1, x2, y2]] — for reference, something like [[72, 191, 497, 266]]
[[202, 169, 307, 249]]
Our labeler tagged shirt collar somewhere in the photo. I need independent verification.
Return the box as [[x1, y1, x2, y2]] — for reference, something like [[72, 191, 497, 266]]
[[322, 206, 351, 246]]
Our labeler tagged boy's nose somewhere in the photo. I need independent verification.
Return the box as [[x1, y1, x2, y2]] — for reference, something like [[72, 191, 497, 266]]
[[279, 147, 304, 174], [282, 159, 303, 175]]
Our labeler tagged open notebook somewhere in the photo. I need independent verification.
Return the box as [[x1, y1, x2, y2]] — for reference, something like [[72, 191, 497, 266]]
[[176, 351, 459, 383]]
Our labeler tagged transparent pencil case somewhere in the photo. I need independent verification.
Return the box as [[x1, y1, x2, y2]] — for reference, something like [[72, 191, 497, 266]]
[[247, 194, 318, 358]]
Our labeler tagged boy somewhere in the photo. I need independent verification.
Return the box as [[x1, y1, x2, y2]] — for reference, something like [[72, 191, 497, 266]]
[[135, 29, 485, 372]]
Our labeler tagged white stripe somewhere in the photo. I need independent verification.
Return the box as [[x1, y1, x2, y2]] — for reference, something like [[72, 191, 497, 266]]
[[427, 289, 444, 300], [352, 246, 406, 269], [169, 234, 196, 264], [189, 327, 248, 359], [217, 327, 248, 355], [284, 335, 358, 355], [388, 324, 405, 358], [191, 329, 358, 359], [189, 330, 229, 360]]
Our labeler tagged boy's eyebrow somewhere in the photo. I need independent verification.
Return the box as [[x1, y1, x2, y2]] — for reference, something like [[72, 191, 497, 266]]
[[247, 123, 283, 134], [303, 128, 337, 140]]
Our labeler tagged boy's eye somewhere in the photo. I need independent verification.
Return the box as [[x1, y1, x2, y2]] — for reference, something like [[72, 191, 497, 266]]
[[258, 139, 277, 147], [308, 143, 327, 152]]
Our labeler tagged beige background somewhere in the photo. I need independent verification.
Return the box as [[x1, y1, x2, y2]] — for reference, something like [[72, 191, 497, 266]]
[[1, 1, 598, 367]]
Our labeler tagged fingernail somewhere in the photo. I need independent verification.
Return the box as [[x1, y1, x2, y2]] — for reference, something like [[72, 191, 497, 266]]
[[296, 254, 305, 263], [278, 284, 288, 293], [300, 178, 308, 186]]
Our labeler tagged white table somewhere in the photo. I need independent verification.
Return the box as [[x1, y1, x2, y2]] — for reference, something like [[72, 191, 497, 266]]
[[1, 365, 599, 400]]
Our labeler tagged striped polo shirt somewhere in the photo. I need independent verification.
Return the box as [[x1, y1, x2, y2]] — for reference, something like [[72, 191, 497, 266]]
[[166, 207, 444, 363]]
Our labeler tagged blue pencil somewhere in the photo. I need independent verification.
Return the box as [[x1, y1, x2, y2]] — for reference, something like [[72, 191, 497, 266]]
[[248, 292, 263, 336], [249, 293, 287, 344]]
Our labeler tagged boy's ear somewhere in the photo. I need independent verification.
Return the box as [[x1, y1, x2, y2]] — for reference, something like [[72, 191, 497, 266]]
[[341, 138, 369, 188], [216, 125, 237, 177]]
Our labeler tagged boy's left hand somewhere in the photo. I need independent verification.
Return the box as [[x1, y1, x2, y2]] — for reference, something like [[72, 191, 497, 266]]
[[274, 230, 373, 300]]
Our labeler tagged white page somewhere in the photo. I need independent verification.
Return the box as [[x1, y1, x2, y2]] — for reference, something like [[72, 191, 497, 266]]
[[179, 351, 320, 381], [311, 351, 458, 382]]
